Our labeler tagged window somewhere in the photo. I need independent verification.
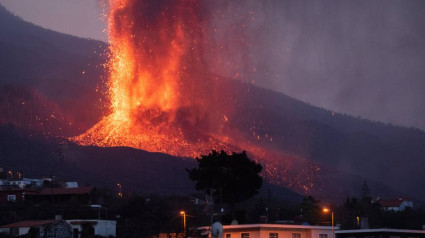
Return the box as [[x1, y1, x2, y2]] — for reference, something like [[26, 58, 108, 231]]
[[241, 233, 250, 238], [292, 233, 300, 238], [319, 234, 328, 238], [226, 234, 231, 238], [7, 194, 16, 202], [270, 233, 279, 238]]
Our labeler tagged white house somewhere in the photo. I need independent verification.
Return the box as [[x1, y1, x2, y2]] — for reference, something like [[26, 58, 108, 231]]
[[67, 219, 116, 238], [222, 224, 335, 238], [375, 197, 413, 211]]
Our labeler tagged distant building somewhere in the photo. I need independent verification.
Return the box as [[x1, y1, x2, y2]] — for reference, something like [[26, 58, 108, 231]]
[[65, 181, 79, 188], [0, 183, 94, 204], [26, 186, 94, 203], [0, 219, 73, 238], [221, 224, 334, 238], [375, 197, 413, 211], [0, 189, 35, 204], [0, 219, 116, 238], [67, 220, 117, 238], [336, 228, 425, 238], [0, 177, 43, 190]]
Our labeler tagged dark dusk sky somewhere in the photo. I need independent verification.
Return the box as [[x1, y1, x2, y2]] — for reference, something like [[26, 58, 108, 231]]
[[1, 0, 425, 131]]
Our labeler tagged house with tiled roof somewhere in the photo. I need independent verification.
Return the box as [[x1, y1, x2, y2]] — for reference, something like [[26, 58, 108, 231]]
[[375, 197, 413, 211], [0, 217, 116, 237], [0, 188, 37, 204], [0, 218, 73, 238]]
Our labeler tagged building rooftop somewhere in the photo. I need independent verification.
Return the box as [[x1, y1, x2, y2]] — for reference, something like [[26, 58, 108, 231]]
[[336, 229, 425, 234], [223, 224, 334, 230], [36, 186, 93, 195], [0, 220, 54, 228]]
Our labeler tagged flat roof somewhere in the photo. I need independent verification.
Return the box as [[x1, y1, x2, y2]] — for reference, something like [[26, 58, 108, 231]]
[[224, 224, 334, 230], [336, 229, 425, 234]]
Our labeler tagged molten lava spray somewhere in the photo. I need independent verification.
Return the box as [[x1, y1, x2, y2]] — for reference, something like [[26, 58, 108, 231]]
[[75, 0, 235, 157], [75, 0, 325, 195]]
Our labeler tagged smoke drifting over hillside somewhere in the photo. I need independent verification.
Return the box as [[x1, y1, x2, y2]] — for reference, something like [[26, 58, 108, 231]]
[[201, 0, 425, 130]]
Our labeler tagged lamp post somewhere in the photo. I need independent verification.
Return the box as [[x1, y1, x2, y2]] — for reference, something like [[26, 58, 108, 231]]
[[180, 211, 186, 236], [322, 208, 334, 238], [117, 183, 122, 198]]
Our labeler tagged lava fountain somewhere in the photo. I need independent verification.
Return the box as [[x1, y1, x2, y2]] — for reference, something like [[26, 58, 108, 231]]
[[74, 0, 237, 157], [74, 0, 325, 195]]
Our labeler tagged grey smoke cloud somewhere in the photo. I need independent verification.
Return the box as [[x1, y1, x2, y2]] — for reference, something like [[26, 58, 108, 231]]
[[203, 0, 425, 130]]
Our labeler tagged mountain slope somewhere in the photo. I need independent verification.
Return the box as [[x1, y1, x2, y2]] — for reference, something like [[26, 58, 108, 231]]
[[0, 4, 108, 135], [0, 124, 303, 202], [225, 80, 425, 198], [0, 85, 74, 135]]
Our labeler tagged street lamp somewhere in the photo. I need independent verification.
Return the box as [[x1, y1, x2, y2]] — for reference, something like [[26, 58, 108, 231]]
[[322, 208, 334, 238], [117, 183, 122, 198], [180, 211, 186, 236]]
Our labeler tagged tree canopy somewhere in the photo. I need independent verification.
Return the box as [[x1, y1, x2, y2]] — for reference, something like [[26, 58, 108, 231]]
[[186, 150, 263, 205]]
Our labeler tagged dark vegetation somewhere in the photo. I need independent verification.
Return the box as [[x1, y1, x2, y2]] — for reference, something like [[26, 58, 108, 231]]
[[187, 150, 263, 223], [187, 150, 263, 205]]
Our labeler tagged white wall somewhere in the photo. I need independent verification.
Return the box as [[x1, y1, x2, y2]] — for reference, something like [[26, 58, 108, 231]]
[[223, 225, 333, 238], [67, 220, 116, 238], [18, 227, 30, 236], [95, 220, 116, 237]]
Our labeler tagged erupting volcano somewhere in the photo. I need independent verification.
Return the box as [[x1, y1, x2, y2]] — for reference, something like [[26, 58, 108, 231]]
[[74, 0, 324, 195], [2, 0, 424, 202], [75, 0, 239, 157]]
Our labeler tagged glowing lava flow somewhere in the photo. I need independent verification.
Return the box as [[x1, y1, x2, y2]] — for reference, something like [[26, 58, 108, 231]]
[[74, 0, 235, 157]]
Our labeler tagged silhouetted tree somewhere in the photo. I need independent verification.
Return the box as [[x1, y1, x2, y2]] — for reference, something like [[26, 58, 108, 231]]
[[341, 196, 362, 229], [361, 180, 370, 200], [186, 150, 263, 206], [300, 196, 322, 225]]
